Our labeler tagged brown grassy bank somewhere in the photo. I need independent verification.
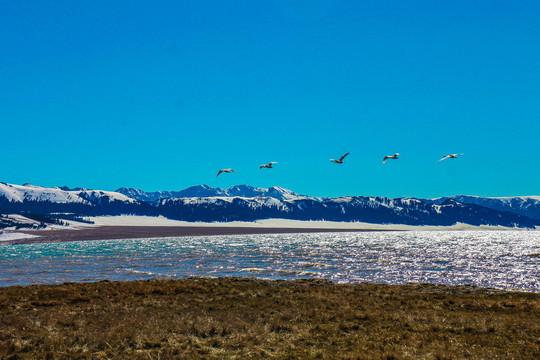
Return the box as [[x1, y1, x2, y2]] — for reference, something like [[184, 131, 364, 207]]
[[0, 278, 538, 359]]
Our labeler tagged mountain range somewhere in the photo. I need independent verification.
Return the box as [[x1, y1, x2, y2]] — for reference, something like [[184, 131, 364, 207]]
[[115, 185, 303, 202], [1, 182, 539, 229]]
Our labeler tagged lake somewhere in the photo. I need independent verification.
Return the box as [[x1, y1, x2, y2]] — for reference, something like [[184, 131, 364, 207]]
[[1, 231, 539, 291]]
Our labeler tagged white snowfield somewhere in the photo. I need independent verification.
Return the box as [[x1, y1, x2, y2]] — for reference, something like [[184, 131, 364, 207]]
[[88, 215, 522, 231], [0, 214, 93, 231], [0, 182, 136, 204], [1, 214, 534, 236], [3, 214, 43, 227], [0, 231, 40, 242]]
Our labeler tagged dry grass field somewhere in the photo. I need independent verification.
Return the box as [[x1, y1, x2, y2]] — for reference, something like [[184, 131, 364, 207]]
[[0, 278, 538, 359]]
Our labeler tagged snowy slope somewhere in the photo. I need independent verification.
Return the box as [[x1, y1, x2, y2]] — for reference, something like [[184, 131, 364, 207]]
[[428, 195, 540, 221], [0, 182, 136, 204], [158, 195, 292, 211]]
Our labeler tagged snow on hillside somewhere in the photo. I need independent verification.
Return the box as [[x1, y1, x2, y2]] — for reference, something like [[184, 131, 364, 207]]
[[159, 195, 293, 212], [1, 214, 44, 228], [0, 182, 136, 204], [87, 215, 520, 231], [0, 183, 84, 203], [430, 195, 540, 220], [0, 231, 40, 242]]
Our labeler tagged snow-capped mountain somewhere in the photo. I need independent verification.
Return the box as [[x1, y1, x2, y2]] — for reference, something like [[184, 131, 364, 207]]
[[1, 182, 539, 228], [0, 182, 148, 221], [438, 195, 540, 221], [0, 182, 135, 204], [154, 195, 538, 227], [116, 185, 304, 202]]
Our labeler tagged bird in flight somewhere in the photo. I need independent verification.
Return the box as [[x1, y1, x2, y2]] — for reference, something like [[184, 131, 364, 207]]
[[330, 152, 350, 164], [260, 162, 278, 169], [437, 153, 464, 162], [216, 168, 236, 177], [383, 153, 400, 164]]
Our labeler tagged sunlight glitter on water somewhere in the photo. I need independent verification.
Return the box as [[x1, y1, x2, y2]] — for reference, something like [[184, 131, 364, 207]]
[[0, 231, 539, 291]]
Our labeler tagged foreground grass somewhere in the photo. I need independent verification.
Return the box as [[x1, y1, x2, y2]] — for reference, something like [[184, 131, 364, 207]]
[[0, 278, 538, 359]]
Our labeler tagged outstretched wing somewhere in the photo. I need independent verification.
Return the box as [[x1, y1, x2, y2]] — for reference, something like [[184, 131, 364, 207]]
[[437, 156, 449, 162], [216, 170, 223, 177], [259, 164, 265, 169], [339, 152, 350, 161], [383, 156, 389, 164], [230, 169, 236, 173], [269, 162, 277, 165]]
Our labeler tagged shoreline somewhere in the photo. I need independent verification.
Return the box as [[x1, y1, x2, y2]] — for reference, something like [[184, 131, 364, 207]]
[[0, 276, 524, 294], [0, 276, 532, 294], [3, 215, 529, 245], [2, 225, 394, 245]]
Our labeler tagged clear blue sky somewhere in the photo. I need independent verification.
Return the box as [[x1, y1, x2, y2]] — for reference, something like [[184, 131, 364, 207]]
[[1, 1, 539, 198]]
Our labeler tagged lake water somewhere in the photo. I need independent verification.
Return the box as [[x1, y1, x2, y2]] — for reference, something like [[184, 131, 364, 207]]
[[1, 231, 539, 291]]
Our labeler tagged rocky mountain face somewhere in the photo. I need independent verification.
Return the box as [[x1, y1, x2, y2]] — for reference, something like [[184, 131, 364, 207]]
[[115, 185, 304, 202]]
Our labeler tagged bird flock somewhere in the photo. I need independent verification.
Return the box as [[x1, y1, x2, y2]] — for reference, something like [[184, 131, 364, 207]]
[[216, 153, 464, 177]]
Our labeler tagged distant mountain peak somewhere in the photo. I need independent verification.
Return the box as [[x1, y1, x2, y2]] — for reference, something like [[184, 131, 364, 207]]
[[115, 184, 305, 202], [2, 182, 540, 228]]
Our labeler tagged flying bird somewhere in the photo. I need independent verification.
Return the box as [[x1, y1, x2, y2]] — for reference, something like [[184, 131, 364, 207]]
[[260, 162, 278, 169], [383, 153, 400, 164], [216, 168, 236, 177], [330, 152, 350, 164], [437, 153, 464, 162]]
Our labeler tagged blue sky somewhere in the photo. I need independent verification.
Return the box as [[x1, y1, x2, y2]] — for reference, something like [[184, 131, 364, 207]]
[[1, 1, 539, 198]]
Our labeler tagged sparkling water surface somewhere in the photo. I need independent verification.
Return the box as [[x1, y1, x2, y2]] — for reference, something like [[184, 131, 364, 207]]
[[1, 231, 539, 291]]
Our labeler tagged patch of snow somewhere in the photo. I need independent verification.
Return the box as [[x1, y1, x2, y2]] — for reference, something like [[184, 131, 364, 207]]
[[0, 214, 93, 231], [0, 232, 41, 242], [89, 215, 202, 226], [4, 214, 42, 227], [86, 216, 524, 231]]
